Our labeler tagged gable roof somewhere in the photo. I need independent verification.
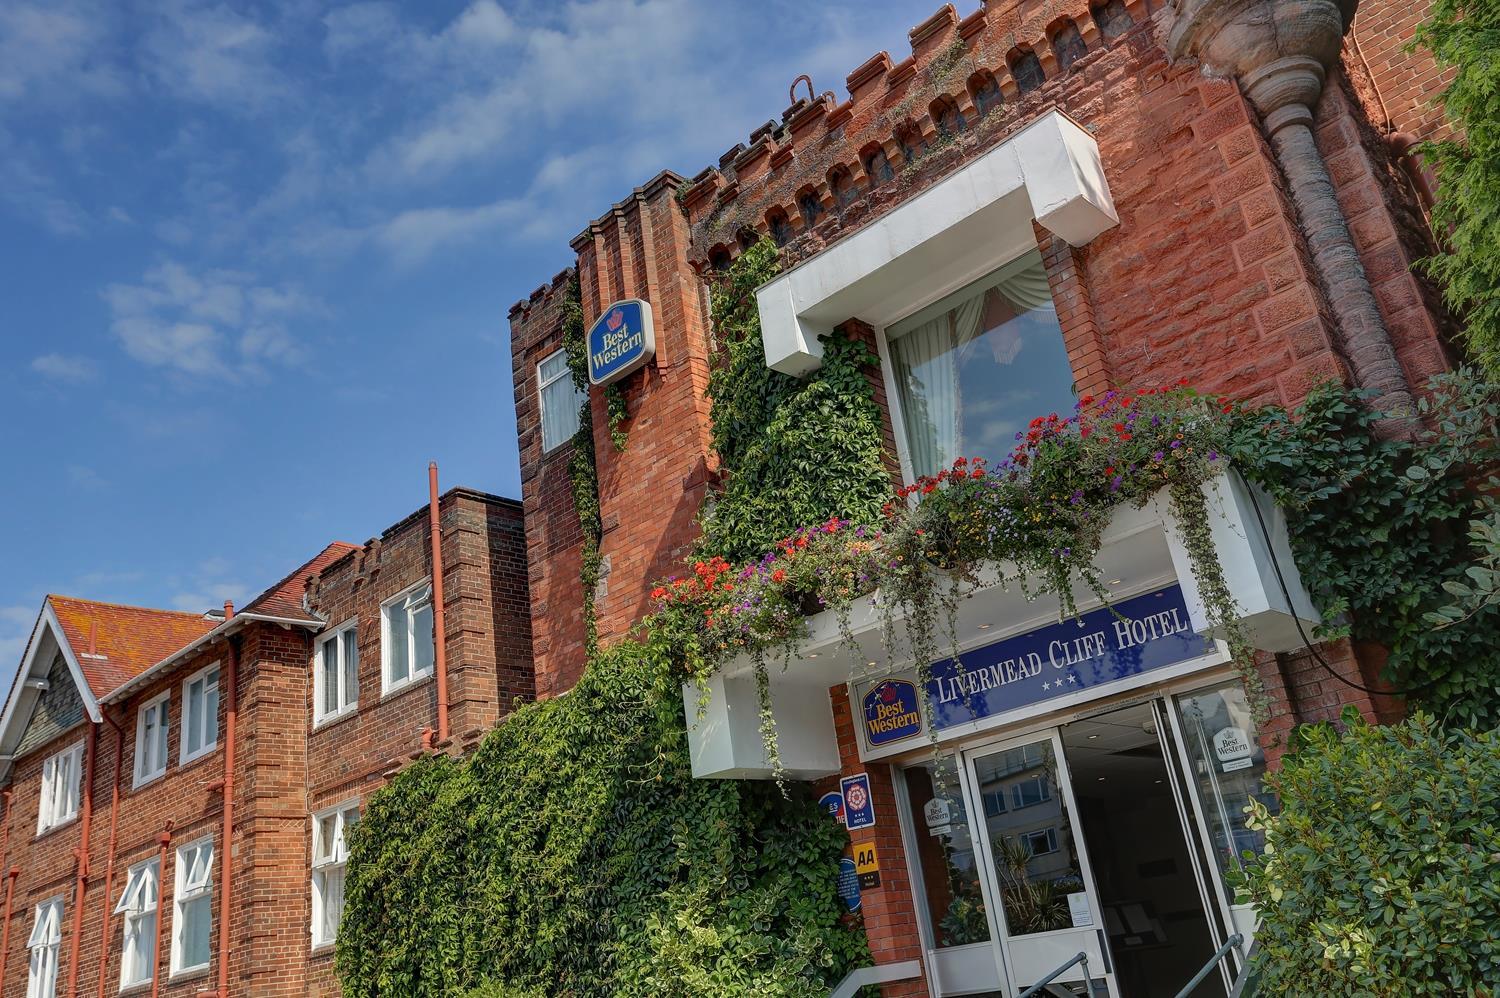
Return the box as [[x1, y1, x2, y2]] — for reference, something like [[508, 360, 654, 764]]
[[48, 596, 217, 700], [240, 542, 360, 622]]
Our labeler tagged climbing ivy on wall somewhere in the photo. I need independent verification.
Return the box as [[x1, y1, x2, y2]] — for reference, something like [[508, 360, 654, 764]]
[[335, 635, 866, 998], [699, 238, 895, 562], [1415, 0, 1500, 377], [559, 276, 604, 655], [1228, 371, 1500, 728]]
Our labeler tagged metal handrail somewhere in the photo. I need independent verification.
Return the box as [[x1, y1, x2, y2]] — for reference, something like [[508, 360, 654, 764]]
[[1018, 951, 1091, 998], [1173, 933, 1245, 998]]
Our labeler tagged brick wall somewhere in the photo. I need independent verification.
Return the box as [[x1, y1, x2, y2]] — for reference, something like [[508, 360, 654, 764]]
[[1343, 0, 1453, 142]]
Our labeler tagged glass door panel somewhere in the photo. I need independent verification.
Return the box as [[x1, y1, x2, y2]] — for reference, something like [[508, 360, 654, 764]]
[[967, 734, 1115, 997], [1170, 683, 1278, 950], [900, 757, 1008, 995]]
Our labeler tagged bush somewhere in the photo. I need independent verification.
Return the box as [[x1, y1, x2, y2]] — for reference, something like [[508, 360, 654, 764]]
[[336, 634, 866, 997], [1234, 711, 1500, 994]]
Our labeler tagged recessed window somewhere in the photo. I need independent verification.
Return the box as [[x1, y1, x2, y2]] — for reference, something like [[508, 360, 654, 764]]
[[315, 621, 359, 726], [179, 664, 220, 766], [1092, 0, 1134, 43], [767, 208, 793, 247], [26, 896, 63, 998], [1009, 47, 1046, 95], [134, 692, 170, 787], [538, 349, 585, 454], [970, 71, 1004, 118], [863, 146, 894, 186], [171, 838, 214, 976], [382, 582, 434, 695], [797, 189, 823, 228], [311, 801, 361, 948], [1051, 19, 1088, 72], [36, 742, 83, 834], [931, 98, 966, 139], [116, 857, 160, 989], [887, 249, 1075, 480], [1019, 826, 1059, 857]]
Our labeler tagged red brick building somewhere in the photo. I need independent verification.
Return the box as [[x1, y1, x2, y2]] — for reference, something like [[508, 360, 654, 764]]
[[507, 0, 1458, 994], [0, 485, 529, 998]]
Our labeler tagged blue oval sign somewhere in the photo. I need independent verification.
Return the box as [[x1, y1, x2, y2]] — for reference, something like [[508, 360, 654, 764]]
[[863, 679, 922, 745], [587, 298, 656, 386]]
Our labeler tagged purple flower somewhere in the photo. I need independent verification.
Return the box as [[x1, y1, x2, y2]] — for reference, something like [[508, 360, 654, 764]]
[[1208, 450, 1220, 462], [1153, 451, 1165, 462], [1170, 440, 1182, 449]]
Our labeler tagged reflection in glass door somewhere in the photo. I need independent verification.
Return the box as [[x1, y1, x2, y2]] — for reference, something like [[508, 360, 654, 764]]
[[967, 734, 1114, 997]]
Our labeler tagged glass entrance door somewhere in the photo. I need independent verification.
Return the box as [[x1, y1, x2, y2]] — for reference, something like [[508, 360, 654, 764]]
[[966, 733, 1115, 997]]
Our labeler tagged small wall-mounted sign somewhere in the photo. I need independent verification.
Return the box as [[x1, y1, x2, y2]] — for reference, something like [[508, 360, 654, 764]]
[[841, 773, 876, 830], [862, 679, 922, 746], [587, 299, 656, 386], [818, 790, 846, 826], [853, 842, 881, 890], [837, 856, 862, 911]]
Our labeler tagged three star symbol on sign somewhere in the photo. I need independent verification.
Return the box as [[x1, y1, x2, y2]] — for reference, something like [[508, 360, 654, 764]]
[[1041, 674, 1081, 693]]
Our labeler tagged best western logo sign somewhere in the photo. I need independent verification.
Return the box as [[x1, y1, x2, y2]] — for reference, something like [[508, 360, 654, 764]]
[[862, 680, 922, 746], [587, 299, 656, 386]]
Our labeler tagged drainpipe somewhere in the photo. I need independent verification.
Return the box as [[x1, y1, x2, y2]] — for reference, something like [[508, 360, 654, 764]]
[[428, 463, 451, 744], [1388, 132, 1437, 215], [64, 721, 99, 997], [215, 609, 239, 998], [93, 711, 127, 998], [148, 823, 172, 998], [1164, 0, 1417, 420], [0, 866, 17, 988], [0, 789, 15, 987]]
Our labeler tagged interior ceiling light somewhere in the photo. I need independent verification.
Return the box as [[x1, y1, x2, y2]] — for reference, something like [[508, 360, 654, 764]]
[[978, 623, 992, 630], [1108, 578, 1123, 585]]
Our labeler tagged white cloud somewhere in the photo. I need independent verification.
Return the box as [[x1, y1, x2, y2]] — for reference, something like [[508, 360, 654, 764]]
[[143, 1, 285, 110], [168, 582, 249, 614], [66, 465, 107, 490], [31, 353, 98, 383], [0, 1, 123, 105], [376, 198, 524, 266], [102, 261, 325, 382]]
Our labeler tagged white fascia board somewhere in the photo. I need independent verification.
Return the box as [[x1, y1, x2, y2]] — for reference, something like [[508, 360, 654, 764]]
[[756, 109, 1118, 376], [0, 601, 102, 785]]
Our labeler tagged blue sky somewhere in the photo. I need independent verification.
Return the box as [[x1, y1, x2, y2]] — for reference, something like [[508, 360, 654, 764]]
[[0, 0, 933, 667]]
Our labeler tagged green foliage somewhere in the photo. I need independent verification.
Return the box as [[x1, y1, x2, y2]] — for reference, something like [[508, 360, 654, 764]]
[[560, 276, 604, 655], [336, 635, 866, 997], [1227, 371, 1500, 727], [1233, 711, 1500, 994], [699, 238, 894, 563], [1415, 0, 1500, 375]]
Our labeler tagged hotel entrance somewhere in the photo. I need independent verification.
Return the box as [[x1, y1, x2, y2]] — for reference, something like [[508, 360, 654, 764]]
[[897, 681, 1268, 997]]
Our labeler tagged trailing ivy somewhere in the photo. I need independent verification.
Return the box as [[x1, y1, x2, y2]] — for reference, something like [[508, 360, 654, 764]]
[[337, 636, 866, 997], [699, 238, 895, 563], [1227, 370, 1500, 728]]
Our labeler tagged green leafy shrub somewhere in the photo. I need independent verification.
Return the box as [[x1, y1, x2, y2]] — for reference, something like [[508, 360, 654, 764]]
[[1227, 371, 1500, 727], [1234, 712, 1500, 994], [699, 238, 894, 562], [336, 634, 865, 997]]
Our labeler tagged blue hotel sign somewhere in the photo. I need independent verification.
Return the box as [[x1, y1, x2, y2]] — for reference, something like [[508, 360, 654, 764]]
[[926, 586, 1213, 732], [863, 680, 922, 745], [587, 299, 656, 386]]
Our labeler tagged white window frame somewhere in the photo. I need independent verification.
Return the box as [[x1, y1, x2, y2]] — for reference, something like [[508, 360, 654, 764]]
[[26, 895, 63, 998], [115, 856, 160, 989], [380, 579, 434, 696], [178, 663, 220, 766], [537, 348, 584, 454], [310, 799, 361, 949], [313, 619, 359, 727], [170, 837, 214, 977], [133, 691, 171, 788], [36, 741, 84, 835]]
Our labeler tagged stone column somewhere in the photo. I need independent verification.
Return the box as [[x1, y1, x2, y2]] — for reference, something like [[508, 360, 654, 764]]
[[1164, 0, 1416, 418]]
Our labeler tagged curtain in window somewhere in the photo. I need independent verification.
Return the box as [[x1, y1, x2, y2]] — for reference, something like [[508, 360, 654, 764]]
[[890, 255, 1056, 478]]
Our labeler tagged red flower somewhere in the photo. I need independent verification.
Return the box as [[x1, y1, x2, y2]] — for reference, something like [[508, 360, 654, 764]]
[[1178, 377, 1190, 386], [1105, 466, 1115, 476], [1119, 432, 1133, 442], [971, 468, 984, 479], [796, 536, 808, 549], [1113, 422, 1126, 433], [771, 569, 786, 583], [651, 587, 667, 599]]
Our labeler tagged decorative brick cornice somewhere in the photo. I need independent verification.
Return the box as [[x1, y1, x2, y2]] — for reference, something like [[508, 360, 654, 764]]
[[909, 4, 958, 47], [846, 51, 893, 94]]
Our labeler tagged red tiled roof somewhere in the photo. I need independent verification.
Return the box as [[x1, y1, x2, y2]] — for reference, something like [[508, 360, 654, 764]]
[[48, 596, 217, 700], [240, 542, 360, 622]]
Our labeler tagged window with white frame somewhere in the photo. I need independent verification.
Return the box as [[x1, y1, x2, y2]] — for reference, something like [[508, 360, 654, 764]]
[[1010, 773, 1052, 809], [315, 622, 359, 725], [538, 349, 585, 453], [26, 896, 63, 998], [381, 583, 434, 694], [1019, 826, 1059, 857], [134, 692, 170, 787], [311, 801, 360, 947], [179, 664, 220, 765], [886, 248, 1076, 480], [36, 741, 83, 834], [171, 838, 214, 975], [115, 857, 160, 989]]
